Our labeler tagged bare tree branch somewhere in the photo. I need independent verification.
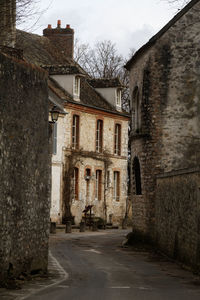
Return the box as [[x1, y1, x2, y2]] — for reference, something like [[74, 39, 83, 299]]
[[74, 39, 135, 111]]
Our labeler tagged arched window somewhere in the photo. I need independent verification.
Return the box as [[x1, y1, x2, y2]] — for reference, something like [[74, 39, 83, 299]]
[[133, 157, 142, 195]]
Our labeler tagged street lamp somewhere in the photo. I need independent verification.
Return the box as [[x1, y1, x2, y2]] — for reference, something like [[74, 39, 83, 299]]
[[50, 106, 60, 123]]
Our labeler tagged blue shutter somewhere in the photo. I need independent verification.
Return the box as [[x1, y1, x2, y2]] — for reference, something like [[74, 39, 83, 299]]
[[53, 123, 57, 155]]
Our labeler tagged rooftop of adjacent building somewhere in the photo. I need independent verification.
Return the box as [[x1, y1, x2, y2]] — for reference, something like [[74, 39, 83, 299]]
[[16, 23, 129, 117]]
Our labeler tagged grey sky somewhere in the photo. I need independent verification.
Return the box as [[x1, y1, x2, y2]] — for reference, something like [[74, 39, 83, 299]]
[[21, 0, 179, 58]]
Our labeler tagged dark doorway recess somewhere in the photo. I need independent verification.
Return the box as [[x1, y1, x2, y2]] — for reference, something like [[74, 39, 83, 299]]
[[133, 157, 142, 195]]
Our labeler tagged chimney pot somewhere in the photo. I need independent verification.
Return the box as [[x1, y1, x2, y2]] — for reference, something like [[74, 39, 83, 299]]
[[66, 24, 70, 29], [48, 24, 52, 29], [57, 20, 61, 28]]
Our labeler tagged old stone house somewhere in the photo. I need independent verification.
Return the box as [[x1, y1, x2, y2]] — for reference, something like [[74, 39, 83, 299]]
[[126, 0, 200, 271], [0, 0, 51, 285], [17, 21, 130, 226]]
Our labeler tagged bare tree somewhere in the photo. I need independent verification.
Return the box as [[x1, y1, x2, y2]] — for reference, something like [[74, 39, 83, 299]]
[[75, 39, 124, 78], [16, 0, 39, 25], [75, 39, 134, 111]]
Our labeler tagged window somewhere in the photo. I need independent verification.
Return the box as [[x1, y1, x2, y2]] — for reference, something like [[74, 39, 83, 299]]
[[85, 168, 91, 202], [95, 170, 102, 200], [96, 119, 103, 152], [73, 76, 80, 99], [116, 89, 121, 107], [72, 115, 79, 149], [85, 168, 91, 180], [72, 167, 79, 200], [133, 157, 142, 195], [114, 124, 121, 155], [52, 122, 57, 155], [113, 171, 120, 201]]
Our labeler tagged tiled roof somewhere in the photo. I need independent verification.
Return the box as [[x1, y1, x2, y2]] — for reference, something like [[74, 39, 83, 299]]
[[42, 64, 86, 75], [80, 78, 116, 111], [16, 30, 70, 66], [89, 78, 123, 88], [16, 29, 128, 116]]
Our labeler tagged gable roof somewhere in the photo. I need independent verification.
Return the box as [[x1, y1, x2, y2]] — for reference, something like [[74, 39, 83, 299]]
[[16, 29, 129, 117], [48, 76, 120, 112], [125, 0, 199, 70]]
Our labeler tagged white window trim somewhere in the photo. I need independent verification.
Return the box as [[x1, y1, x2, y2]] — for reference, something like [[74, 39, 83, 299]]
[[73, 76, 80, 100], [116, 89, 121, 108]]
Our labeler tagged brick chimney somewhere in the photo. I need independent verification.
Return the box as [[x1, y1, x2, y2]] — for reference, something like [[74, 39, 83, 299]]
[[0, 0, 16, 47], [43, 20, 74, 59]]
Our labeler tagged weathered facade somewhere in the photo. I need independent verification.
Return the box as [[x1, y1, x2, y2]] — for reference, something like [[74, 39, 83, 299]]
[[0, 0, 16, 47], [126, 0, 200, 270], [0, 0, 51, 285], [17, 22, 130, 226]]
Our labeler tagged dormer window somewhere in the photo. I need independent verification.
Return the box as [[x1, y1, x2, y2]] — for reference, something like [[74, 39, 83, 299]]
[[116, 89, 121, 107], [73, 76, 80, 100]]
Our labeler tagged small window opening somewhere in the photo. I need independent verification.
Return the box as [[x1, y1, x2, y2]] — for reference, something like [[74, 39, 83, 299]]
[[133, 157, 142, 195], [116, 89, 121, 107], [74, 76, 80, 99]]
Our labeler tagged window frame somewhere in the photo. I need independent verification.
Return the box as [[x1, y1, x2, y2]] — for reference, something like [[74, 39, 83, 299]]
[[113, 171, 120, 201], [114, 123, 121, 156], [72, 114, 80, 149], [73, 76, 80, 99], [116, 89, 121, 107], [96, 119, 103, 153], [72, 167, 79, 200], [95, 169, 102, 200]]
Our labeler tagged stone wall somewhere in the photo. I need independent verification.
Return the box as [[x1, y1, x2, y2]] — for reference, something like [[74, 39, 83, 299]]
[[155, 169, 200, 271], [0, 1, 16, 47], [128, 0, 200, 237], [0, 52, 50, 284]]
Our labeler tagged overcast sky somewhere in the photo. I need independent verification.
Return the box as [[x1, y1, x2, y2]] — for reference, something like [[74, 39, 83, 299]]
[[21, 0, 181, 58]]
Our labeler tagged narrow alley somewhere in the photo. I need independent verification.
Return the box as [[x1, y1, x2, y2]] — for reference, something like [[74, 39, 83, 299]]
[[2, 230, 200, 300]]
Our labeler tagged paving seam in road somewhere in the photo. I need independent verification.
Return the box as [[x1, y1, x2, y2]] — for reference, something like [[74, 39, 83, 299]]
[[18, 251, 69, 300]]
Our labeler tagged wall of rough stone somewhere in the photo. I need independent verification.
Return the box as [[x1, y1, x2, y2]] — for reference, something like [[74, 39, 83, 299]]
[[0, 1, 16, 47], [155, 169, 200, 271], [128, 0, 200, 237], [0, 52, 50, 284]]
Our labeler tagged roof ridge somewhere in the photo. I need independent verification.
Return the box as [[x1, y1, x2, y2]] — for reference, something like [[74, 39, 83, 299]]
[[125, 0, 199, 69]]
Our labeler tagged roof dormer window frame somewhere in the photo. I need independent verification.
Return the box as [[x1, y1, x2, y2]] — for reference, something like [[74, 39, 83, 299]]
[[116, 88, 122, 108], [73, 76, 80, 100]]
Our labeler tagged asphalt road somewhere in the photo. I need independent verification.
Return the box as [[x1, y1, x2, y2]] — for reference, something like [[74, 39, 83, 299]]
[[26, 230, 200, 300]]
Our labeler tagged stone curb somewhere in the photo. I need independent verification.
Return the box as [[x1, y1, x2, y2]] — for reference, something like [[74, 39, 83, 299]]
[[0, 251, 69, 300]]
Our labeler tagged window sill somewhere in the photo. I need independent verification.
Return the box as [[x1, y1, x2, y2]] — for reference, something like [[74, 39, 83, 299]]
[[73, 95, 80, 101]]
